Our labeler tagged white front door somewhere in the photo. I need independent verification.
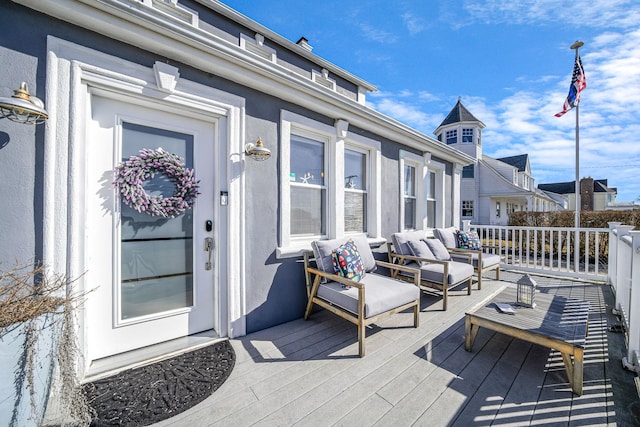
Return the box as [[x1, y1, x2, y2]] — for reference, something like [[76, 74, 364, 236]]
[[85, 94, 218, 362]]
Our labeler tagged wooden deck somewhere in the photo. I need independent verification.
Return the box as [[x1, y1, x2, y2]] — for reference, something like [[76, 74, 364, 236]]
[[155, 271, 640, 426]]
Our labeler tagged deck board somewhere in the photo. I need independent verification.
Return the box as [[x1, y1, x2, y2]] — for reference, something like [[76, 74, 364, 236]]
[[153, 271, 640, 427]]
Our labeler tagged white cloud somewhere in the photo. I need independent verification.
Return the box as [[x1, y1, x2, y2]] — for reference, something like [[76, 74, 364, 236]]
[[401, 12, 427, 35]]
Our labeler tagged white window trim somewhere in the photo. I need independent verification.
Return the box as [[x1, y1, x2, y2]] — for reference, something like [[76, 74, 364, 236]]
[[342, 133, 382, 240], [399, 151, 423, 231], [426, 159, 446, 229], [278, 111, 382, 257]]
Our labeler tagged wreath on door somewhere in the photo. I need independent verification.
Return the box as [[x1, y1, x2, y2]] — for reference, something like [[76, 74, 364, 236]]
[[113, 148, 200, 218]]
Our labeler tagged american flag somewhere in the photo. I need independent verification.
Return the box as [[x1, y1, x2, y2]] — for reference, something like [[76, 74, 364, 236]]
[[555, 55, 587, 117]]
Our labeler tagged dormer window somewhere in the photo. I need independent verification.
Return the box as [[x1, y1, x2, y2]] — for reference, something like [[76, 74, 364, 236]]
[[462, 128, 473, 143], [446, 130, 457, 145]]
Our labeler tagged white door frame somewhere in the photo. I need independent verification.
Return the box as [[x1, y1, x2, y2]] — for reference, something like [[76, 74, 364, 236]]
[[43, 37, 248, 376]]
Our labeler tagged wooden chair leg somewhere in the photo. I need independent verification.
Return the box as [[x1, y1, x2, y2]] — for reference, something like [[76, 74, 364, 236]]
[[496, 267, 500, 281], [413, 301, 420, 327], [358, 319, 366, 357], [477, 271, 482, 290], [467, 278, 472, 295], [442, 286, 448, 311]]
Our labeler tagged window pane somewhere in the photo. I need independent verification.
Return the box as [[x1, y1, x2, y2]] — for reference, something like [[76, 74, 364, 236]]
[[404, 198, 416, 230], [120, 123, 194, 320], [290, 136, 324, 185], [404, 165, 415, 197], [427, 200, 436, 228], [345, 191, 367, 233], [291, 186, 325, 235], [344, 149, 365, 190], [427, 171, 436, 198], [462, 165, 474, 178]]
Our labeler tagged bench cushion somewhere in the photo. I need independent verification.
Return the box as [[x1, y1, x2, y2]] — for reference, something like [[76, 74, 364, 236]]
[[317, 273, 420, 318]]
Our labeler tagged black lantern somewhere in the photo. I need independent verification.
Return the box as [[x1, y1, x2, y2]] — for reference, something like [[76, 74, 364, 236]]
[[516, 274, 537, 308]]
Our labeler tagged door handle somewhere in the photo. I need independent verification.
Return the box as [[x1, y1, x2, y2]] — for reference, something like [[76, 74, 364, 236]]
[[204, 237, 213, 270]]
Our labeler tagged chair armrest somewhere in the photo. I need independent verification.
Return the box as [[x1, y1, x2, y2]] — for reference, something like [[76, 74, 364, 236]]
[[375, 260, 421, 286], [305, 266, 364, 290]]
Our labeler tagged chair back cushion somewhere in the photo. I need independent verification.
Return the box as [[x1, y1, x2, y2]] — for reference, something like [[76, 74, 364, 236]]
[[311, 234, 376, 275], [331, 239, 365, 282], [407, 239, 435, 266], [456, 230, 482, 251], [391, 231, 428, 263], [434, 227, 458, 249], [424, 238, 452, 261]]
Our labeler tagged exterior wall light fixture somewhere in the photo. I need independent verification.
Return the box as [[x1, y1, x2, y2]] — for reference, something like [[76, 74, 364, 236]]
[[0, 82, 49, 125], [245, 137, 271, 161]]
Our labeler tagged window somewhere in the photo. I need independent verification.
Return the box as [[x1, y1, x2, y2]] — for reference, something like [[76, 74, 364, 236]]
[[426, 171, 436, 228], [446, 130, 457, 145], [462, 164, 474, 178], [403, 164, 417, 230], [344, 148, 367, 233], [290, 135, 326, 236], [462, 200, 474, 217], [462, 128, 473, 143], [279, 110, 382, 256]]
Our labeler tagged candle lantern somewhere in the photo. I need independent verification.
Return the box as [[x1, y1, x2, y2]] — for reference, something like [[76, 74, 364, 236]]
[[516, 274, 537, 308]]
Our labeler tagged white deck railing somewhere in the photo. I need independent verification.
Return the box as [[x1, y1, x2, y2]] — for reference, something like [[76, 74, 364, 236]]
[[464, 221, 640, 374], [465, 222, 609, 281], [607, 222, 640, 373]]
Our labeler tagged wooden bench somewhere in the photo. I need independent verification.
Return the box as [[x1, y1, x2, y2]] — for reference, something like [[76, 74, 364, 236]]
[[465, 286, 589, 395]]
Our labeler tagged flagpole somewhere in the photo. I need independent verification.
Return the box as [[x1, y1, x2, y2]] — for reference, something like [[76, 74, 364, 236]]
[[571, 40, 584, 273]]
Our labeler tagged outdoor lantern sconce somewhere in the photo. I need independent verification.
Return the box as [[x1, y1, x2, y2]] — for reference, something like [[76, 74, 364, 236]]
[[516, 274, 537, 308], [0, 82, 48, 125], [244, 137, 271, 161]]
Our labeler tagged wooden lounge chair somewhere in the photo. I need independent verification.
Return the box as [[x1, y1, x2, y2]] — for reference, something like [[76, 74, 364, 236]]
[[388, 230, 475, 311], [304, 234, 420, 357], [433, 227, 500, 290]]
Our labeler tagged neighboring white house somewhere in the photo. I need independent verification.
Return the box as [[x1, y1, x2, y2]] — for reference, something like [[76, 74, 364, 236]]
[[434, 98, 563, 226]]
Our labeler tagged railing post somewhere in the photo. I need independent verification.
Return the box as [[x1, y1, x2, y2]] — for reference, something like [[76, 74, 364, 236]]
[[608, 222, 622, 288], [623, 230, 640, 373], [614, 225, 634, 314], [462, 220, 471, 232]]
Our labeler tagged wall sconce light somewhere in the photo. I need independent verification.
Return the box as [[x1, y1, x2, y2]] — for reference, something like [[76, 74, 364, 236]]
[[516, 274, 537, 308], [244, 137, 271, 161], [0, 82, 48, 125]]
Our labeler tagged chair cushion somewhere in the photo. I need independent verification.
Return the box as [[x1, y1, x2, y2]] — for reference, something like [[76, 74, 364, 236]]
[[419, 261, 474, 286], [312, 234, 377, 275], [434, 227, 458, 249], [407, 239, 435, 266], [457, 230, 482, 251], [332, 239, 365, 283], [424, 238, 451, 261], [391, 231, 428, 264], [317, 273, 420, 318]]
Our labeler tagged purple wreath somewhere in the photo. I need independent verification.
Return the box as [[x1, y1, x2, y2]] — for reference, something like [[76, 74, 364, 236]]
[[113, 148, 200, 218]]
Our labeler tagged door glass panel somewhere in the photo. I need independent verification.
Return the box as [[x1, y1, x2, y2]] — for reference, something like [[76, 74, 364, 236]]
[[120, 122, 194, 320]]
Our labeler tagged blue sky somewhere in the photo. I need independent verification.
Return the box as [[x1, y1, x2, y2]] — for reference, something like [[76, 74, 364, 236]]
[[220, 0, 640, 202]]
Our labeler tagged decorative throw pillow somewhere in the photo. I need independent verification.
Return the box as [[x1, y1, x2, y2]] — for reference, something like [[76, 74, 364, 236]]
[[424, 238, 452, 261], [332, 239, 366, 287], [457, 230, 482, 251]]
